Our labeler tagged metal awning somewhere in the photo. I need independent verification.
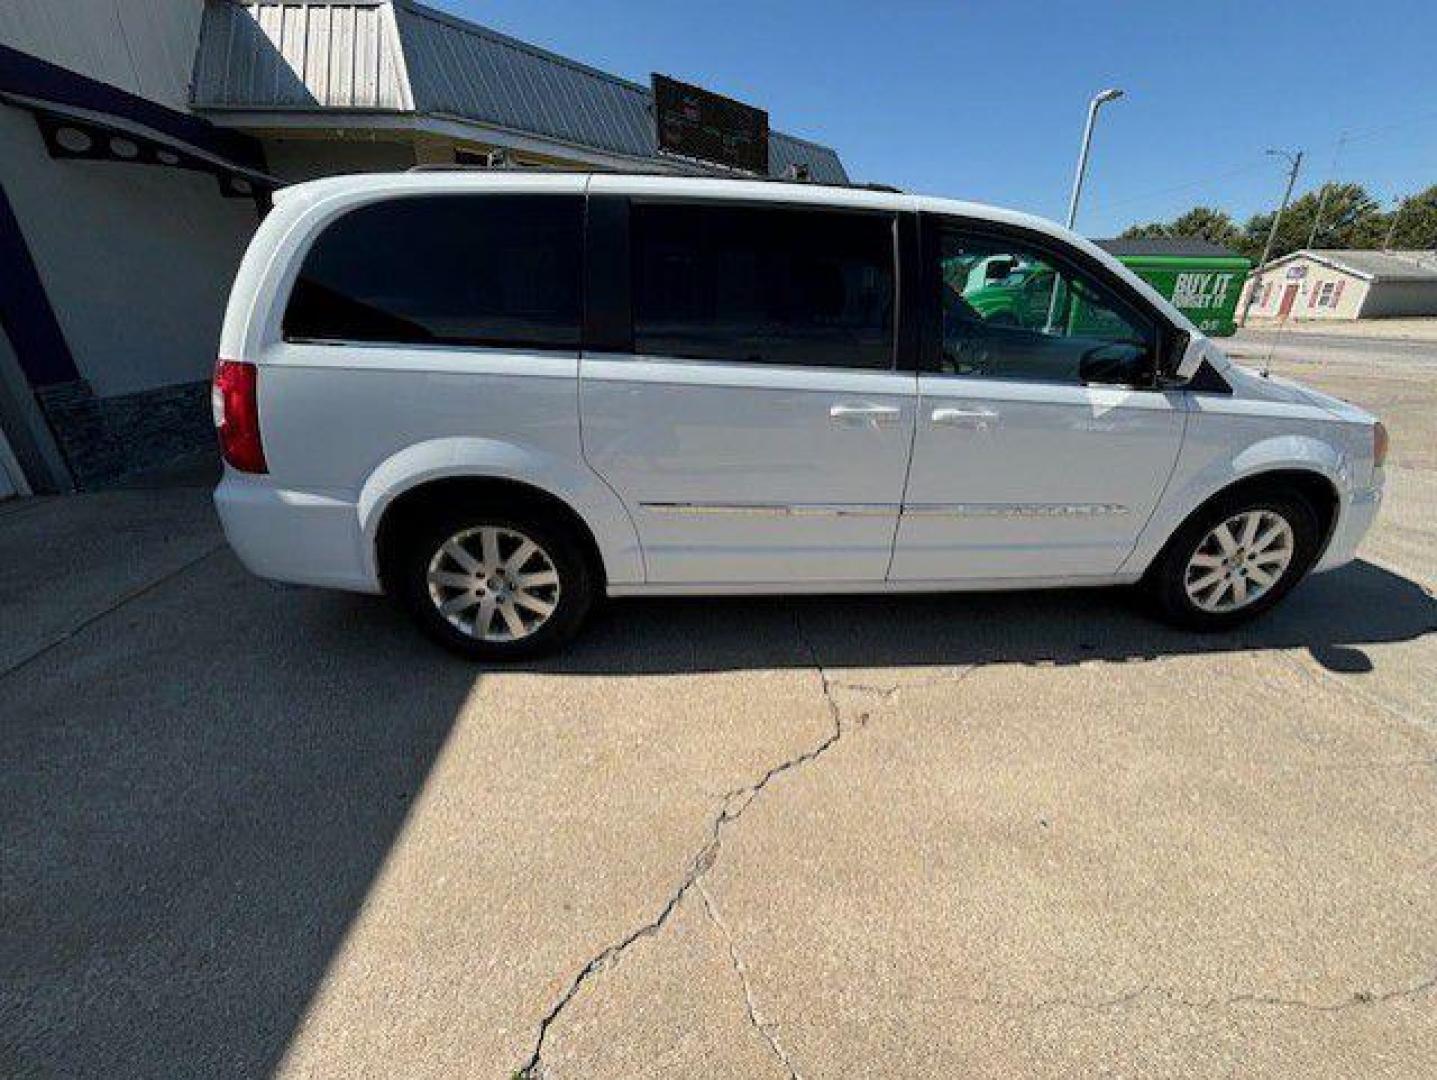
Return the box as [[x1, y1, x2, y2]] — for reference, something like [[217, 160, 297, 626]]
[[191, 0, 848, 183], [1, 91, 282, 199]]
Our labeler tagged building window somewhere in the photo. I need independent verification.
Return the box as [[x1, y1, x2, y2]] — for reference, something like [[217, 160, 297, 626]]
[[1317, 280, 1338, 308], [284, 195, 583, 349]]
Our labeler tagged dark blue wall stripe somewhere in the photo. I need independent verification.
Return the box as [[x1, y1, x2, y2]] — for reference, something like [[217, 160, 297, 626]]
[[0, 182, 81, 387], [0, 43, 265, 171]]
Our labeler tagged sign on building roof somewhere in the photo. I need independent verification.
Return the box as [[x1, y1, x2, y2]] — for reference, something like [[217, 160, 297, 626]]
[[652, 74, 769, 175]]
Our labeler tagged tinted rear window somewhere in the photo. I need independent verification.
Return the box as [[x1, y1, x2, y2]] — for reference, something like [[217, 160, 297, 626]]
[[283, 194, 582, 349], [631, 202, 895, 369]]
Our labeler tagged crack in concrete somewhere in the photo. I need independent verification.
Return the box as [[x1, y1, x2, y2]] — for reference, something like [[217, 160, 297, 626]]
[[1283, 647, 1437, 738], [829, 670, 977, 700], [697, 877, 800, 1079], [951, 971, 1437, 1015], [514, 610, 856, 1078], [0, 544, 224, 683]]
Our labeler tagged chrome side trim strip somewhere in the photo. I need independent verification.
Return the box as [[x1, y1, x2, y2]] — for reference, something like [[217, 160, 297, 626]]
[[902, 503, 1130, 518], [640, 502, 895, 518], [640, 502, 1129, 520]]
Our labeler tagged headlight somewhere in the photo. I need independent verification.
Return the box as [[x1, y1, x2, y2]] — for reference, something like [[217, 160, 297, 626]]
[[1373, 421, 1389, 469]]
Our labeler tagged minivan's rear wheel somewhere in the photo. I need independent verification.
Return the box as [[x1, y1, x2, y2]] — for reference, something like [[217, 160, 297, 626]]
[[394, 510, 594, 659], [1149, 490, 1319, 631]]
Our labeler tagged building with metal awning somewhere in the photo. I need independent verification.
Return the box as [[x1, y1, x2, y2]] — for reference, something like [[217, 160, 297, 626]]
[[191, 0, 847, 183], [0, 0, 847, 494]]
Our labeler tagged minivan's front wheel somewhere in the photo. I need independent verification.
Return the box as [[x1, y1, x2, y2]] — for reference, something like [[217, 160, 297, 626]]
[[394, 510, 594, 659], [1149, 491, 1319, 631]]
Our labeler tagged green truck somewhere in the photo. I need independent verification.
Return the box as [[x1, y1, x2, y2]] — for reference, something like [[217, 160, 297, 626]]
[[953, 238, 1250, 338], [1095, 237, 1250, 338]]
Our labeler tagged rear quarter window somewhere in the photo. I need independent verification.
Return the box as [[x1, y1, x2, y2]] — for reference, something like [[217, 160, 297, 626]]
[[283, 194, 583, 349]]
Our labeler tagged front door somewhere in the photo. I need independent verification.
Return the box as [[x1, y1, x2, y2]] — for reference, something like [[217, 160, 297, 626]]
[[581, 198, 914, 583], [891, 218, 1186, 581], [1278, 282, 1299, 317]]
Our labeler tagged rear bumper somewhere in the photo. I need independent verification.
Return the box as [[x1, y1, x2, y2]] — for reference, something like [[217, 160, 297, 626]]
[[1313, 477, 1383, 573], [214, 472, 380, 593]]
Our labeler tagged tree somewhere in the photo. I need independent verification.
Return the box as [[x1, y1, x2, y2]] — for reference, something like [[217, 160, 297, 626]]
[[1118, 206, 1240, 247], [1167, 207, 1241, 248], [1383, 185, 1437, 248], [1117, 182, 1430, 264], [1119, 220, 1171, 239], [1242, 183, 1383, 262]]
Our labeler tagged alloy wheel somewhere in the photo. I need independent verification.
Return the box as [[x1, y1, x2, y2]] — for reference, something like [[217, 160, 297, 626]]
[[425, 526, 562, 642], [1183, 510, 1295, 614]]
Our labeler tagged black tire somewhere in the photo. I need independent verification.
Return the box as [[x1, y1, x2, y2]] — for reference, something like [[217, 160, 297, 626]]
[[1147, 488, 1320, 631], [390, 505, 595, 660]]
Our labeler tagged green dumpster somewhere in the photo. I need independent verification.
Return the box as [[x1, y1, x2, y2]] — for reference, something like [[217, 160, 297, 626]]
[[1095, 238, 1250, 338]]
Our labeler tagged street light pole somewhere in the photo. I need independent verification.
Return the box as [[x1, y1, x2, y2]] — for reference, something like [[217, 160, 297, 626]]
[[1238, 148, 1303, 328], [1048, 88, 1123, 331], [1065, 87, 1125, 229]]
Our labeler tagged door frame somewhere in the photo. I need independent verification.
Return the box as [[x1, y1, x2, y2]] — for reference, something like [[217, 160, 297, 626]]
[[578, 193, 925, 584], [909, 211, 1187, 377]]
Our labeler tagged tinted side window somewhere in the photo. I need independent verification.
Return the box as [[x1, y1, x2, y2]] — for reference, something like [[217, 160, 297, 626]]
[[936, 224, 1157, 385], [631, 202, 895, 369], [284, 195, 582, 349]]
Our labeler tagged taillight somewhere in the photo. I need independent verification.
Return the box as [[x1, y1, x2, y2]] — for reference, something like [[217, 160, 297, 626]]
[[213, 360, 267, 473], [1373, 421, 1389, 469]]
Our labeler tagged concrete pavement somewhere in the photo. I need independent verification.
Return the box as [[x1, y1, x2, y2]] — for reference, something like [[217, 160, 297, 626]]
[[2, 347, 1433, 1079]]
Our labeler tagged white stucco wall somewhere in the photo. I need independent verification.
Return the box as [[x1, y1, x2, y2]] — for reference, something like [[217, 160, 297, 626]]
[[0, 104, 259, 396], [1242, 257, 1370, 320], [0, 0, 206, 113]]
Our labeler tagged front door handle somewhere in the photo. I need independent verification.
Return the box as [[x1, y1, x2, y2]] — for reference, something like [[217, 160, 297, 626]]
[[830, 403, 901, 426], [931, 407, 999, 431]]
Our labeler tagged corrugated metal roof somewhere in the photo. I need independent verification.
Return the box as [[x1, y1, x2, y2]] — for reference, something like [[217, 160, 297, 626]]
[[1096, 237, 1246, 261], [1302, 249, 1437, 283], [193, 1, 410, 110], [191, 0, 847, 182]]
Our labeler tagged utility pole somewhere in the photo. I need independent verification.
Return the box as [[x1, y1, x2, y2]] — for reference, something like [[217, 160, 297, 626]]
[[1238, 148, 1303, 328], [1306, 133, 1348, 249], [1307, 182, 1331, 249], [1384, 195, 1406, 249]]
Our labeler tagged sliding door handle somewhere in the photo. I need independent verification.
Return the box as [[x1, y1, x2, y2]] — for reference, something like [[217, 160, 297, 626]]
[[830, 403, 901, 426], [931, 407, 999, 430]]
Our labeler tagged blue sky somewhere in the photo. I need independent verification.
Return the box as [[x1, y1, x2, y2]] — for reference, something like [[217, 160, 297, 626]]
[[438, 0, 1437, 237]]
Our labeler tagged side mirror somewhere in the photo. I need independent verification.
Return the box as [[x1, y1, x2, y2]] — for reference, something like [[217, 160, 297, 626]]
[[1171, 332, 1225, 381], [1079, 342, 1151, 387], [984, 257, 1016, 281]]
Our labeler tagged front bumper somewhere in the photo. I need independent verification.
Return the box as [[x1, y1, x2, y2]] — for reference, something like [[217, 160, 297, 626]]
[[1313, 475, 1383, 573], [214, 472, 380, 593]]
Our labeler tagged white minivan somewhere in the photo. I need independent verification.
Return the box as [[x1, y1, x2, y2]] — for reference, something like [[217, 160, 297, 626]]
[[213, 170, 1386, 658]]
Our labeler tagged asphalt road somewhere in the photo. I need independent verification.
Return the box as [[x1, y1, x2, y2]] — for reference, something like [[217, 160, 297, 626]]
[[1230, 326, 1437, 371], [2, 340, 1433, 1079]]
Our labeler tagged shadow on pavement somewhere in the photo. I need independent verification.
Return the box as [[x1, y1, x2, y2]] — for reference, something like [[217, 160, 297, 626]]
[[1, 555, 1429, 1078], [543, 558, 1435, 677], [0, 566, 479, 1079]]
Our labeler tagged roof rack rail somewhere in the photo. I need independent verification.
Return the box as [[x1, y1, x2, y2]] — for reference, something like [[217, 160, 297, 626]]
[[405, 162, 902, 193]]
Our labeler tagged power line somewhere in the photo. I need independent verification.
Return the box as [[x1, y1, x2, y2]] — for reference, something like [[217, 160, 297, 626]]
[[1092, 159, 1269, 214], [1092, 108, 1437, 223]]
